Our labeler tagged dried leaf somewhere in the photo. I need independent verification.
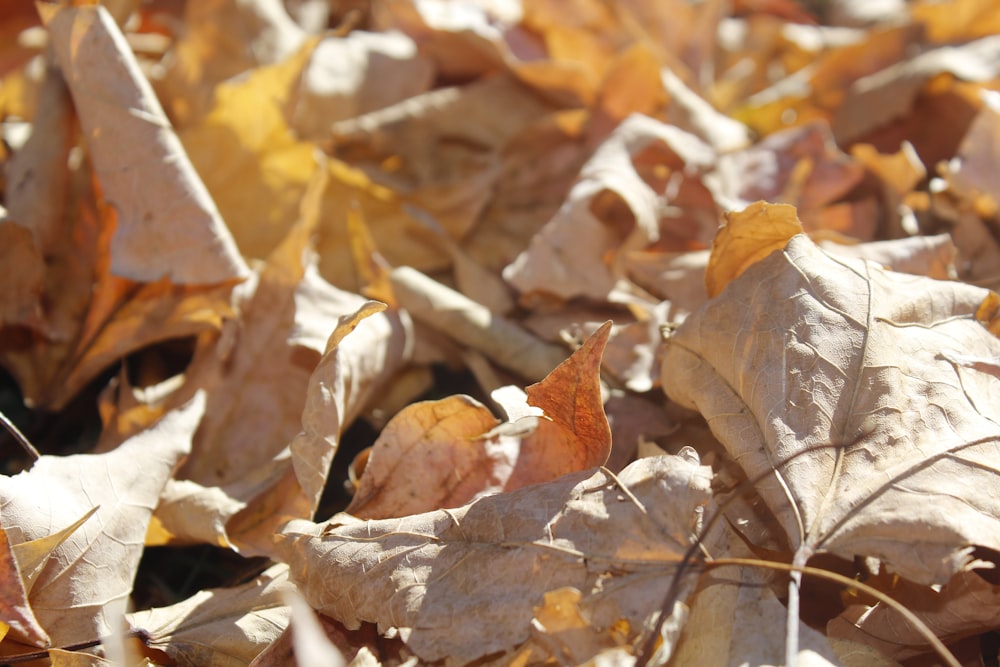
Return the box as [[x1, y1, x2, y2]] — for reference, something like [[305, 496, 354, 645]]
[[828, 567, 1000, 661], [706, 201, 804, 298], [279, 454, 714, 666], [41, 3, 249, 284], [346, 322, 611, 518], [664, 233, 1000, 585], [128, 563, 292, 667], [0, 526, 48, 647], [504, 114, 717, 304], [0, 395, 202, 645]]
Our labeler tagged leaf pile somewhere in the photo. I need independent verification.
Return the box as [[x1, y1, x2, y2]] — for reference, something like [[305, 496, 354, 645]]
[[4, 1, 1000, 666]]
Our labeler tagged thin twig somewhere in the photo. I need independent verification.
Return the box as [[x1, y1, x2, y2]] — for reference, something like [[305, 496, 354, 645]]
[[0, 410, 39, 461]]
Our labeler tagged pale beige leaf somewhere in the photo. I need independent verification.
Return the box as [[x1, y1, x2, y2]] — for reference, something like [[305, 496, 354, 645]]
[[663, 233, 1000, 586], [41, 3, 249, 284], [390, 265, 567, 381], [503, 114, 717, 304], [278, 454, 715, 666], [329, 74, 553, 244], [11, 507, 96, 595], [203, 301, 411, 555], [674, 565, 846, 667], [285, 590, 347, 667], [672, 531, 848, 667], [128, 563, 292, 667], [817, 234, 958, 280], [715, 122, 864, 216], [151, 219, 378, 550], [287, 31, 434, 141], [0, 394, 201, 645]]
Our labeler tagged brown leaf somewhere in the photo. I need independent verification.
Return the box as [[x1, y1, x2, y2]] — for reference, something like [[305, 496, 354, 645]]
[[0, 395, 201, 645], [664, 233, 1000, 586], [829, 568, 1000, 661], [128, 563, 292, 667], [0, 526, 48, 647], [345, 322, 611, 518], [279, 454, 714, 665], [832, 37, 1000, 146]]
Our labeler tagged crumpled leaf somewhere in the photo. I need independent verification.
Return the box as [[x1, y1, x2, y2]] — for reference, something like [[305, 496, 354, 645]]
[[152, 293, 410, 556], [128, 563, 292, 667], [1, 7, 245, 410], [345, 322, 611, 518], [0, 525, 48, 647], [715, 121, 864, 221], [503, 114, 718, 304], [0, 394, 202, 645], [40, 2, 249, 285], [828, 568, 1000, 661], [663, 232, 1000, 586], [278, 453, 715, 666], [832, 35, 1000, 145], [144, 171, 404, 552]]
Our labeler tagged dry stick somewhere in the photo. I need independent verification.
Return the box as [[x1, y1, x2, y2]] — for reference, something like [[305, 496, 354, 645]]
[[0, 630, 150, 665], [389, 266, 569, 381], [0, 410, 39, 461]]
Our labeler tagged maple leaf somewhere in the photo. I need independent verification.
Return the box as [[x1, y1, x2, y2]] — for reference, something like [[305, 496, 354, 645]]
[[664, 220, 1000, 586], [0, 395, 201, 646], [277, 454, 715, 666]]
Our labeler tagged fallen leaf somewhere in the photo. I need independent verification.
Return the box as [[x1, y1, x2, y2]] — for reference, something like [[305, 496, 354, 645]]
[[832, 36, 1000, 147], [178, 37, 320, 267], [286, 31, 434, 142], [157, 0, 307, 125], [279, 453, 715, 666], [828, 568, 1000, 661], [503, 114, 717, 305], [664, 232, 1000, 586], [345, 321, 611, 518], [0, 394, 202, 645], [128, 563, 292, 667], [705, 200, 804, 298], [40, 3, 249, 285], [0, 525, 48, 647]]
